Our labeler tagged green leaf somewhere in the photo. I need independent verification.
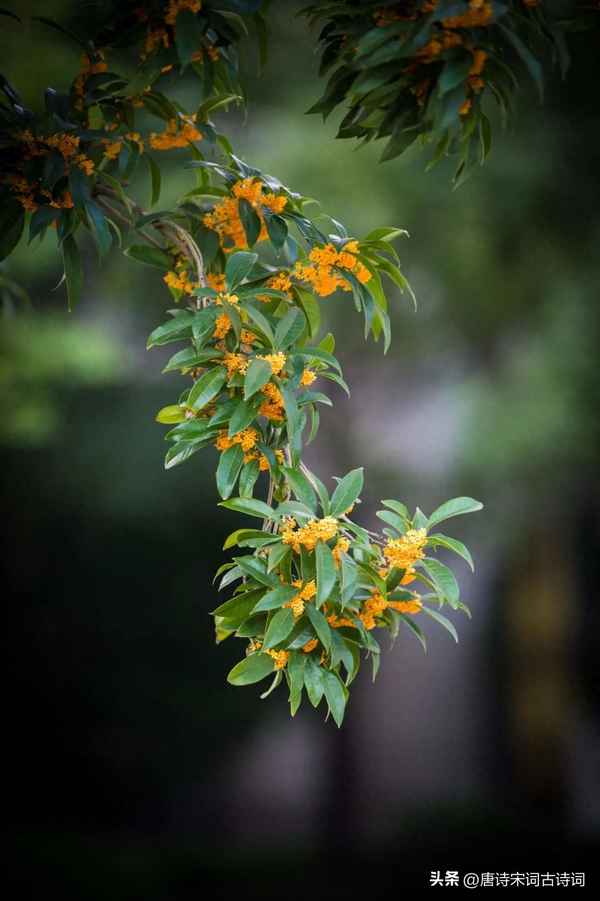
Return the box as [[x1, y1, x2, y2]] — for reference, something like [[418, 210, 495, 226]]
[[252, 584, 298, 613], [423, 558, 460, 608], [219, 497, 277, 521], [428, 534, 474, 572], [267, 542, 291, 573], [238, 198, 262, 247], [243, 358, 272, 400], [330, 468, 364, 517], [216, 443, 244, 500], [306, 604, 332, 654], [227, 653, 275, 686], [124, 244, 172, 269], [265, 213, 288, 249], [421, 606, 459, 643], [162, 347, 223, 373], [228, 399, 258, 436], [225, 251, 258, 289], [164, 439, 205, 469], [399, 613, 427, 652], [147, 313, 195, 348], [304, 655, 325, 707], [239, 459, 260, 498], [275, 307, 305, 349], [288, 651, 306, 716], [340, 553, 358, 607], [146, 155, 161, 206], [263, 608, 295, 649], [281, 466, 317, 512], [234, 555, 278, 587], [61, 234, 82, 311], [498, 22, 544, 101], [175, 8, 205, 68], [322, 670, 347, 727], [427, 496, 483, 528], [156, 404, 186, 424], [315, 541, 336, 608], [376, 509, 407, 534], [188, 366, 227, 410], [242, 304, 275, 346], [86, 201, 113, 259], [212, 587, 263, 621], [295, 287, 321, 339], [438, 55, 473, 96]]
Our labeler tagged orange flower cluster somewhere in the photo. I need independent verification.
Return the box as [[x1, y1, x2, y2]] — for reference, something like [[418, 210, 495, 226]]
[[6, 131, 95, 211], [265, 649, 289, 670], [73, 51, 107, 109], [164, 270, 196, 294], [443, 0, 492, 29], [202, 178, 287, 252], [383, 528, 427, 571], [259, 382, 285, 421], [294, 240, 371, 297], [149, 118, 202, 151], [332, 536, 350, 567], [222, 352, 249, 377], [257, 352, 286, 376], [284, 579, 317, 619], [164, 0, 202, 25], [359, 591, 422, 631], [300, 369, 317, 387], [259, 271, 293, 302], [281, 516, 339, 553], [207, 273, 226, 292], [214, 428, 283, 470], [215, 427, 258, 454]]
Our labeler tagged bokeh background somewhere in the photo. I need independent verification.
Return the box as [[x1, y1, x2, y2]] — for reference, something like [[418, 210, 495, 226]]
[[2, 1, 599, 895]]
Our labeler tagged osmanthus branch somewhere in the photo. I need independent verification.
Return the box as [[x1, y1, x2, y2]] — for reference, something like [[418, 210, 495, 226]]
[[0, 0, 485, 726]]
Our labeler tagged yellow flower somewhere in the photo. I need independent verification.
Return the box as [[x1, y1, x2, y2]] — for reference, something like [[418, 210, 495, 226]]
[[206, 272, 226, 292], [213, 313, 232, 339], [281, 516, 339, 553], [302, 638, 319, 653], [202, 178, 287, 252], [102, 140, 123, 160], [383, 529, 427, 571], [266, 649, 289, 670], [215, 292, 239, 305], [149, 118, 202, 151], [125, 131, 145, 154], [164, 270, 196, 294], [259, 382, 285, 421], [388, 596, 423, 615], [284, 579, 317, 619], [332, 537, 350, 567], [300, 369, 316, 387], [257, 352, 286, 376], [223, 353, 249, 377], [214, 427, 259, 453], [293, 241, 370, 297]]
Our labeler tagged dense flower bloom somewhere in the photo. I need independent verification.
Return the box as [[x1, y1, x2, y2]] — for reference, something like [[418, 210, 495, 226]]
[[283, 579, 317, 618], [383, 528, 427, 570], [281, 516, 339, 553], [266, 649, 289, 670], [257, 352, 286, 376], [332, 536, 350, 566], [300, 369, 317, 387], [294, 241, 370, 297], [149, 118, 202, 150], [164, 0, 202, 26], [259, 382, 285, 421], [203, 178, 287, 252]]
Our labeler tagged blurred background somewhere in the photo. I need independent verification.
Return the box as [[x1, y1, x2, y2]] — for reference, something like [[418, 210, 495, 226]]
[[2, 1, 599, 895]]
